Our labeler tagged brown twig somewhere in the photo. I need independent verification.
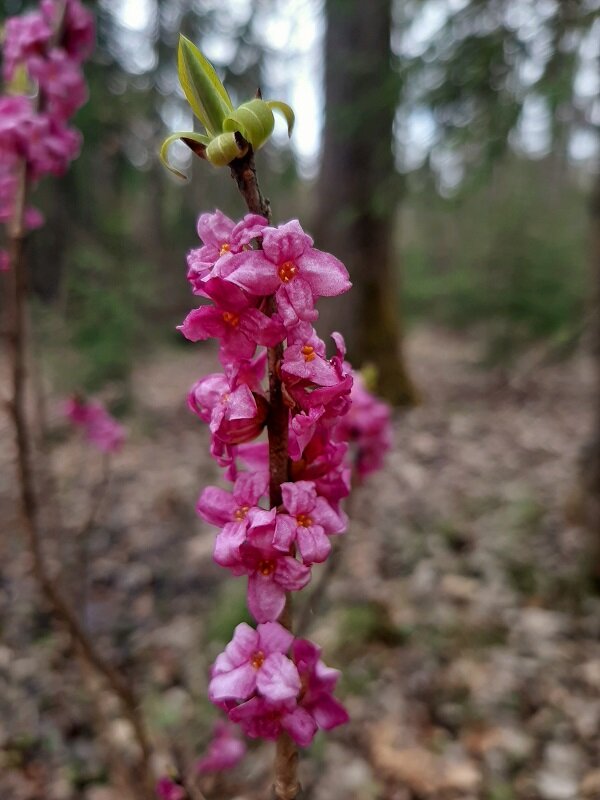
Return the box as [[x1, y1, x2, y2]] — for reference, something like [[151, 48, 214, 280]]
[[4, 162, 154, 798], [3, 36, 154, 798], [77, 451, 112, 619], [229, 148, 302, 800]]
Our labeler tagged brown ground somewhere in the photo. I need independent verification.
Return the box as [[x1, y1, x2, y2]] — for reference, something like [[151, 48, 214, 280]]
[[1, 328, 599, 800]]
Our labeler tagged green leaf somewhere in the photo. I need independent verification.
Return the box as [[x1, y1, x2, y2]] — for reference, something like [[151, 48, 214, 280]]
[[159, 131, 210, 179], [205, 132, 248, 167], [222, 99, 275, 151], [267, 100, 295, 137], [177, 35, 232, 135]]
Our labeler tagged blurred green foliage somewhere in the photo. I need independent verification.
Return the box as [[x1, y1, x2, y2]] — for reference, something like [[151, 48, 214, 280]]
[[403, 157, 587, 362], [3, 0, 594, 391]]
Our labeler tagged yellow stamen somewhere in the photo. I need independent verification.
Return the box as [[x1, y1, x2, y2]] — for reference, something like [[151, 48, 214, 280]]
[[301, 345, 316, 362], [258, 559, 275, 576], [251, 651, 265, 669], [278, 260, 298, 283], [222, 311, 240, 327], [233, 505, 250, 521]]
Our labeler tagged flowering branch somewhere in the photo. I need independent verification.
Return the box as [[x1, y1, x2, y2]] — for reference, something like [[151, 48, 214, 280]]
[[163, 34, 393, 800], [227, 146, 303, 800], [1, 4, 153, 797]]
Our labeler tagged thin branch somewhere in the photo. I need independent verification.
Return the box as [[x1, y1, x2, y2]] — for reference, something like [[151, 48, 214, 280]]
[[77, 451, 112, 619], [3, 27, 154, 797]]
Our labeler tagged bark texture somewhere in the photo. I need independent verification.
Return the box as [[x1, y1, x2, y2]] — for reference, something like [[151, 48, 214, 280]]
[[315, 0, 417, 406]]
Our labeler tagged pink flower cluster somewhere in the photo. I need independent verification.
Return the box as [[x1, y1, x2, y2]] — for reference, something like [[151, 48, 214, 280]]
[[177, 210, 392, 773], [64, 396, 125, 454], [0, 0, 94, 268], [335, 373, 393, 480]]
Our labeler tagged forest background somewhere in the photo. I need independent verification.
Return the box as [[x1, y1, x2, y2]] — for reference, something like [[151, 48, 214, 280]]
[[2, 1, 600, 799]]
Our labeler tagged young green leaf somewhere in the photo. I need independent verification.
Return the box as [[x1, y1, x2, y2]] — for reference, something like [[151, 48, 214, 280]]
[[205, 132, 248, 167], [266, 100, 295, 137], [177, 35, 232, 135], [222, 99, 275, 151], [160, 131, 210, 179]]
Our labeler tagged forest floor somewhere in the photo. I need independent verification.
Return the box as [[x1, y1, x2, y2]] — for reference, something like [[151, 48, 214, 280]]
[[1, 327, 599, 800]]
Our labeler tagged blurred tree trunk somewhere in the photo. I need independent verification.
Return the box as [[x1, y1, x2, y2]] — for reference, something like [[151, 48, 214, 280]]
[[314, 0, 417, 406]]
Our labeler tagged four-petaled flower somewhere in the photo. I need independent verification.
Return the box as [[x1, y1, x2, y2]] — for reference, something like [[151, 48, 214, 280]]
[[230, 527, 311, 623], [223, 220, 351, 327], [209, 622, 300, 703], [273, 480, 346, 564], [197, 473, 268, 567]]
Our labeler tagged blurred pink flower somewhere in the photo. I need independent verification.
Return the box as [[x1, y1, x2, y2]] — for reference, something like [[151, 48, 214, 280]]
[[196, 720, 246, 773], [156, 777, 185, 800], [64, 396, 125, 454]]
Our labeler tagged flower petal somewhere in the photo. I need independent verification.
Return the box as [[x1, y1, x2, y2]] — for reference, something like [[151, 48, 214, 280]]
[[297, 249, 351, 297], [273, 514, 297, 553], [257, 621, 294, 655], [217, 622, 258, 669], [310, 694, 350, 731], [247, 572, 286, 622], [226, 250, 280, 295], [296, 524, 331, 564], [281, 481, 316, 516], [256, 652, 301, 701], [196, 486, 237, 527], [274, 557, 311, 592], [209, 662, 257, 702], [214, 521, 248, 567], [312, 496, 347, 535], [281, 706, 317, 747]]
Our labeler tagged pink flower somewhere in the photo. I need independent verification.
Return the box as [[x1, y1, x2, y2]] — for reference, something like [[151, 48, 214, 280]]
[[288, 406, 324, 460], [209, 621, 300, 703], [2, 10, 52, 82], [229, 696, 317, 747], [179, 303, 285, 361], [273, 481, 346, 565], [334, 373, 393, 479], [281, 330, 341, 388], [29, 50, 87, 120], [292, 639, 349, 731], [64, 396, 125, 453], [188, 372, 268, 446], [197, 473, 268, 567], [284, 333, 353, 414], [156, 777, 185, 800], [43, 0, 95, 63], [25, 206, 44, 230], [196, 721, 246, 773], [290, 430, 351, 510], [227, 525, 311, 623], [224, 220, 351, 327], [187, 210, 266, 292]]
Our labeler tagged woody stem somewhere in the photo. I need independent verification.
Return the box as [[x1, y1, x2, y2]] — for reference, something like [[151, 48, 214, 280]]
[[229, 149, 301, 800]]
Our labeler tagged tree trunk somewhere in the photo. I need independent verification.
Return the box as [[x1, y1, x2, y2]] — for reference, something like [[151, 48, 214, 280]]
[[314, 0, 417, 406]]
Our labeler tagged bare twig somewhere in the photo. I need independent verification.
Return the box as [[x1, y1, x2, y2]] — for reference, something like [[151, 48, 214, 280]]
[[3, 17, 154, 794], [78, 451, 112, 619]]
